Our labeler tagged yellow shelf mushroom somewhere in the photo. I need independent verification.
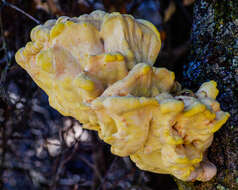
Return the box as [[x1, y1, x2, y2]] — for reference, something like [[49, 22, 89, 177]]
[[15, 10, 229, 181]]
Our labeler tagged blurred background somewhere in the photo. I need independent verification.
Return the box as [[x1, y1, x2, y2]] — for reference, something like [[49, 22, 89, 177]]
[[0, 0, 194, 189]]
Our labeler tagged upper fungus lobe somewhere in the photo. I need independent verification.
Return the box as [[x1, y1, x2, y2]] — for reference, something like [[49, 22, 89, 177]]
[[15, 10, 229, 182]]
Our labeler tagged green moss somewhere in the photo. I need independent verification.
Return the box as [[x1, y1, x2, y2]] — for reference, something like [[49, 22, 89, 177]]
[[216, 184, 226, 190], [235, 178, 238, 184], [173, 177, 195, 190]]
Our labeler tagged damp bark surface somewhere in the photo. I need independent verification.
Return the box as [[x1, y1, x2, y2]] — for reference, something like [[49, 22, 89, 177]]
[[176, 0, 238, 189]]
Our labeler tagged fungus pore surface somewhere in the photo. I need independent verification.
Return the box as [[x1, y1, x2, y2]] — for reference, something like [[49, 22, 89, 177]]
[[15, 10, 230, 181]]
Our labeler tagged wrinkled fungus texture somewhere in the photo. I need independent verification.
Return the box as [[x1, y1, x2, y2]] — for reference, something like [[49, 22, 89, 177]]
[[15, 10, 230, 181]]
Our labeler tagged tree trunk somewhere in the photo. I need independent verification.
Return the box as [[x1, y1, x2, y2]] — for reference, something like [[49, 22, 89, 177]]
[[175, 0, 238, 189]]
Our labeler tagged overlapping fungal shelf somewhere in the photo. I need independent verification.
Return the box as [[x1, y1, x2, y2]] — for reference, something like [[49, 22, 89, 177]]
[[15, 10, 229, 181]]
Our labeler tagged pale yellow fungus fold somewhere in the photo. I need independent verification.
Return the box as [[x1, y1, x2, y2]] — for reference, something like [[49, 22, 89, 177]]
[[15, 10, 229, 181]]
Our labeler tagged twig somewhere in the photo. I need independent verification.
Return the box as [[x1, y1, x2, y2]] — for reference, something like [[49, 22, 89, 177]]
[[78, 154, 103, 182], [111, 167, 136, 189], [0, 104, 7, 189], [51, 142, 80, 190], [0, 2, 9, 82], [0, 8, 10, 177], [2, 0, 41, 24], [96, 157, 118, 190]]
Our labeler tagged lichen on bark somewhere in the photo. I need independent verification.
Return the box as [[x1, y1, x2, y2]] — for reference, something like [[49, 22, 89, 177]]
[[176, 0, 238, 189]]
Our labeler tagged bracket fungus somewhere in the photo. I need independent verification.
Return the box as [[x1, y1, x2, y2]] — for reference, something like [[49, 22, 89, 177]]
[[15, 10, 230, 181]]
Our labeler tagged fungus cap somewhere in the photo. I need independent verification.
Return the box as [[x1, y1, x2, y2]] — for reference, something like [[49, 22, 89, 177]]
[[15, 10, 229, 181]]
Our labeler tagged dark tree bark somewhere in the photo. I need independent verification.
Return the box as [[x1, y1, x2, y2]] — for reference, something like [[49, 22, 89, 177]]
[[176, 0, 238, 189]]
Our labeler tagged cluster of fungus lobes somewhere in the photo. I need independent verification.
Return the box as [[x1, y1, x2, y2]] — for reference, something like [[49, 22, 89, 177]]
[[15, 10, 230, 181]]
